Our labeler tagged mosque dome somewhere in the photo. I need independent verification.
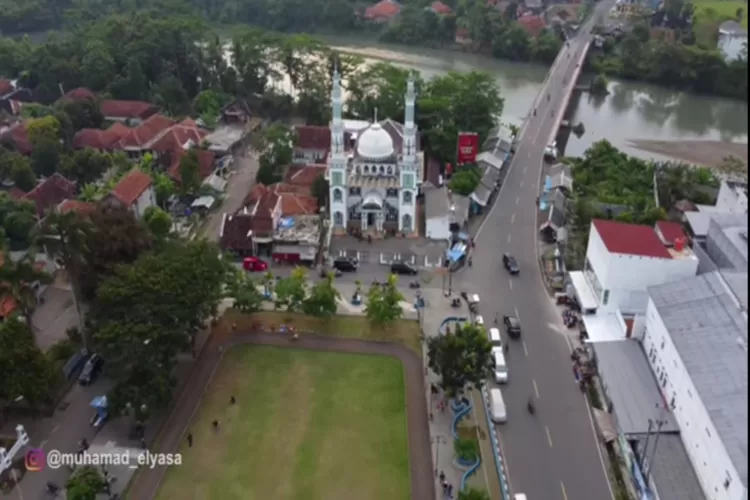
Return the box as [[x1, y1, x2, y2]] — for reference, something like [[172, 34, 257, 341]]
[[356, 123, 394, 160]]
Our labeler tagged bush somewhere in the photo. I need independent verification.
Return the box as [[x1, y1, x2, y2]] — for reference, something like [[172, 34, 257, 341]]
[[47, 339, 77, 363], [454, 437, 480, 462]]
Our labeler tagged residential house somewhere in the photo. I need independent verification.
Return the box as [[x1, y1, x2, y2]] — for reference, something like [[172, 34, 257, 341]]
[[61, 87, 96, 102], [117, 114, 176, 157], [424, 185, 469, 240], [643, 271, 747, 500], [283, 164, 327, 193], [100, 99, 159, 125], [24, 173, 77, 218], [567, 219, 699, 341], [539, 189, 567, 243], [363, 0, 402, 22], [293, 125, 331, 164], [219, 99, 253, 125], [105, 170, 155, 218], [0, 121, 32, 154], [517, 15, 546, 37], [0, 87, 36, 116], [547, 162, 573, 194], [147, 118, 206, 159], [72, 122, 132, 151], [204, 126, 249, 156], [0, 79, 13, 95], [717, 20, 748, 62], [166, 149, 217, 186], [57, 199, 96, 216], [220, 191, 280, 256], [429, 1, 452, 15]]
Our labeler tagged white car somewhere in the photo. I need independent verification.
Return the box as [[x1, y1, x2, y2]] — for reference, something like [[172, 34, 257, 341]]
[[475, 315, 484, 326], [489, 388, 507, 423], [492, 347, 508, 384]]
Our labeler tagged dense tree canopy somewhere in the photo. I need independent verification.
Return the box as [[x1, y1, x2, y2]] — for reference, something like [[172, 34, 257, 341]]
[[0, 319, 57, 408], [427, 322, 493, 398]]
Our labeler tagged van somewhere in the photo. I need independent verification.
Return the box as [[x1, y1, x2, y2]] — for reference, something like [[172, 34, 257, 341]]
[[488, 327, 502, 346], [489, 388, 507, 423], [492, 348, 508, 384]]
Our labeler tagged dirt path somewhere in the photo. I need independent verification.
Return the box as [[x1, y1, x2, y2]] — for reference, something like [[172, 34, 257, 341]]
[[126, 332, 435, 500], [628, 139, 748, 167]]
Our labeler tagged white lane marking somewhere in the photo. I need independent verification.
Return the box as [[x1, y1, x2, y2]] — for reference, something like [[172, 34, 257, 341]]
[[514, 306, 520, 320], [515, 197, 519, 205], [546, 426, 554, 448], [510, 213, 516, 224], [508, 279, 513, 291], [51, 425, 59, 433], [533, 379, 540, 399], [507, 234, 512, 243], [519, 181, 524, 188], [561, 481, 569, 500], [523, 341, 529, 357]]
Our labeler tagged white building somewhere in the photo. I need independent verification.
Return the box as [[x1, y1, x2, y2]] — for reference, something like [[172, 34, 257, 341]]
[[568, 220, 700, 343], [643, 271, 748, 500], [423, 186, 470, 240], [327, 70, 420, 236], [717, 20, 748, 62], [715, 180, 748, 215]]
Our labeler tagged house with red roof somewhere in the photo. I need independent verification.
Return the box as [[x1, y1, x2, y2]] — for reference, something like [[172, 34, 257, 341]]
[[72, 122, 132, 151], [166, 149, 216, 185], [62, 87, 96, 101], [0, 121, 33, 155], [364, 0, 402, 22], [116, 114, 176, 156], [430, 1, 452, 15], [567, 219, 699, 341], [293, 125, 331, 165], [100, 99, 159, 125], [517, 14, 546, 37], [105, 169, 156, 218], [24, 173, 77, 218], [283, 165, 327, 193], [58, 199, 96, 216]]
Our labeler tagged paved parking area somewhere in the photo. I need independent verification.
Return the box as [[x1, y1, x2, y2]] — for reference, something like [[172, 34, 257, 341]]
[[31, 285, 83, 351], [330, 236, 448, 269]]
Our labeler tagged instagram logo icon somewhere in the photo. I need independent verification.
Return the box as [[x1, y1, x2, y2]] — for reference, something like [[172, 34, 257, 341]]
[[25, 449, 45, 472]]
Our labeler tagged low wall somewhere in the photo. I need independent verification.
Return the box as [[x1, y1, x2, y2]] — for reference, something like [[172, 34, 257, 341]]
[[481, 386, 512, 500]]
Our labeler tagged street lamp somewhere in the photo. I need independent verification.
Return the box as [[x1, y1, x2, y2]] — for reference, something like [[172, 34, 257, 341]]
[[431, 435, 448, 477]]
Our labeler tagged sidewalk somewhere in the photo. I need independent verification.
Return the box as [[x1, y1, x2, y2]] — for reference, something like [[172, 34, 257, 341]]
[[421, 294, 504, 500]]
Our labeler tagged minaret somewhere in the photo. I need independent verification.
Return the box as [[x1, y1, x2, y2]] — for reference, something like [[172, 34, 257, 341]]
[[328, 68, 347, 229], [402, 74, 417, 169], [399, 74, 418, 234]]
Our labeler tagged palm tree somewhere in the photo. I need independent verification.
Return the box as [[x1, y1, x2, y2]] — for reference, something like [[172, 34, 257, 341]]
[[0, 249, 51, 334], [36, 211, 91, 349], [78, 183, 100, 202]]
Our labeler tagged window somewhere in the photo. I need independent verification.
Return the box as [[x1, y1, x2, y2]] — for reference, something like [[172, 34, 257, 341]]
[[660, 339, 665, 349], [333, 211, 344, 226], [379, 166, 385, 175], [602, 290, 609, 305], [386, 188, 398, 198], [333, 188, 343, 203], [583, 258, 603, 301], [670, 395, 676, 409], [706, 428, 711, 438], [332, 171, 343, 186], [403, 191, 413, 204], [387, 166, 394, 175], [349, 187, 361, 196], [402, 173, 415, 189], [363, 165, 369, 174], [402, 214, 412, 232], [724, 473, 732, 490], [662, 374, 668, 388]]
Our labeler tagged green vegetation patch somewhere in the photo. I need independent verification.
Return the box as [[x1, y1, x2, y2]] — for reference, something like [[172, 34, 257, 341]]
[[156, 346, 410, 500]]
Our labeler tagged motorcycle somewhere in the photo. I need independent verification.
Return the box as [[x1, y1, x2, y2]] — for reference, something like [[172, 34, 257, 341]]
[[409, 281, 421, 289], [450, 298, 461, 308], [527, 399, 535, 415], [46, 482, 60, 495]]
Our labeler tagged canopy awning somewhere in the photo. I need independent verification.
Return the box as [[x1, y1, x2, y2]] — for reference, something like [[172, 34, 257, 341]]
[[568, 271, 599, 312], [362, 194, 383, 210]]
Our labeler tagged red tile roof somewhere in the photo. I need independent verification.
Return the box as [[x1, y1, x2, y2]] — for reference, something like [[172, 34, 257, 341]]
[[58, 199, 96, 215], [431, 1, 452, 14], [592, 219, 672, 259], [63, 87, 96, 101], [365, 0, 402, 19], [295, 125, 331, 151], [100, 100, 159, 120], [118, 115, 175, 149], [253, 191, 280, 220], [8, 121, 32, 155], [7, 187, 26, 199], [167, 149, 216, 183], [24, 173, 77, 218], [219, 213, 255, 252], [283, 165, 327, 188], [280, 193, 318, 216], [149, 124, 206, 153], [0, 79, 14, 95], [517, 15, 546, 37], [111, 170, 153, 206], [655, 221, 686, 246], [73, 122, 132, 150]]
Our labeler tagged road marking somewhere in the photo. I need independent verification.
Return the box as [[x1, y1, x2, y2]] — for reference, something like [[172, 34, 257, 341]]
[[519, 181, 524, 188], [508, 279, 513, 290], [546, 426, 554, 448], [510, 213, 516, 224], [533, 379, 540, 399], [507, 234, 512, 243], [515, 196, 519, 205], [514, 306, 520, 319], [561, 481, 569, 500], [523, 341, 529, 357]]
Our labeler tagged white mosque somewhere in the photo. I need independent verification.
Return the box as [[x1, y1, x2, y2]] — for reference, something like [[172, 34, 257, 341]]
[[328, 69, 422, 237]]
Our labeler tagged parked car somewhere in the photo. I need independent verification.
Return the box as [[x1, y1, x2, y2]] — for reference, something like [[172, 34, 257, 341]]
[[390, 261, 418, 275], [79, 354, 103, 386], [243, 256, 268, 272], [503, 253, 520, 275], [503, 314, 522, 339], [333, 256, 358, 272]]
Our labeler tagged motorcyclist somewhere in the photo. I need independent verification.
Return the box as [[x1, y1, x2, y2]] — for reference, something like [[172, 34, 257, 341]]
[[527, 398, 535, 414]]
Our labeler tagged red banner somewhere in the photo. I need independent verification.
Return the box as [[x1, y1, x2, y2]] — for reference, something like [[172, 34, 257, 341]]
[[456, 132, 479, 165]]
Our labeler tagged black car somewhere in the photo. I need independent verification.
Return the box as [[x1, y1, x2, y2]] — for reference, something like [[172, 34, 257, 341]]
[[78, 354, 103, 385], [390, 261, 418, 275], [503, 315, 522, 339], [332, 256, 358, 272], [503, 253, 520, 275]]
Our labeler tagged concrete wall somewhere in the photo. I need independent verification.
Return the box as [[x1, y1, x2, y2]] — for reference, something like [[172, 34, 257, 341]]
[[643, 298, 745, 500], [133, 185, 156, 218]]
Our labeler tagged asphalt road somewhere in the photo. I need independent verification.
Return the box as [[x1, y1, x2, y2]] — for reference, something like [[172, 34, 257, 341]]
[[463, 8, 616, 500]]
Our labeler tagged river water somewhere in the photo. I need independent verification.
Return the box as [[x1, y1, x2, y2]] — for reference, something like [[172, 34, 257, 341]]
[[320, 35, 748, 161]]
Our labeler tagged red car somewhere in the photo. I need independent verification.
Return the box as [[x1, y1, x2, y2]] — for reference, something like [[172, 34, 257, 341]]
[[243, 257, 268, 272]]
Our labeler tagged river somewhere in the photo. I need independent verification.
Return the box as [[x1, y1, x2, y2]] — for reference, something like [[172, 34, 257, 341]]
[[319, 35, 748, 163]]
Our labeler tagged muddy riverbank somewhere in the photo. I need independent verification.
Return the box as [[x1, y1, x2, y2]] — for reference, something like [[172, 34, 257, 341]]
[[627, 139, 748, 167]]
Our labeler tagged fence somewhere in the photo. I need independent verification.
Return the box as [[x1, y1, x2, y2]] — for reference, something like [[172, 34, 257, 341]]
[[480, 386, 512, 500]]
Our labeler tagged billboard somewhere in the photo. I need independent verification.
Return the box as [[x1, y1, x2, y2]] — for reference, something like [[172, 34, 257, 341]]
[[456, 132, 479, 165]]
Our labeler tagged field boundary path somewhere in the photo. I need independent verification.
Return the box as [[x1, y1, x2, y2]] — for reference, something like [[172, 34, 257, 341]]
[[126, 331, 435, 500]]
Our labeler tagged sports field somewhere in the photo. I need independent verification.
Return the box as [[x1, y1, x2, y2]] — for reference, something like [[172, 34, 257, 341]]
[[155, 346, 411, 500]]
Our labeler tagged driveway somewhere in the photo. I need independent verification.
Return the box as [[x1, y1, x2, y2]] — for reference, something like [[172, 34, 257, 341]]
[[31, 285, 82, 351]]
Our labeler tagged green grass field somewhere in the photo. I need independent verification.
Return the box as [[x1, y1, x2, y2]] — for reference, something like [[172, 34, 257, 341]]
[[155, 346, 411, 500], [691, 0, 748, 46]]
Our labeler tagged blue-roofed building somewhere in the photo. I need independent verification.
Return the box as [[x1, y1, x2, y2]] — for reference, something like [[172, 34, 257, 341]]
[[643, 271, 748, 500]]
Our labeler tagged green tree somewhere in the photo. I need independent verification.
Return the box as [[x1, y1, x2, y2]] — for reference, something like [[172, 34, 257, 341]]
[[179, 150, 202, 195], [303, 272, 340, 316], [37, 211, 91, 346], [0, 319, 56, 408], [591, 74, 609, 96], [150, 171, 176, 208], [0, 250, 51, 330], [7, 155, 37, 191], [0, 194, 37, 250], [227, 271, 264, 313], [275, 267, 308, 312], [448, 166, 482, 196], [58, 99, 104, 131], [365, 274, 404, 325], [66, 466, 106, 500], [61, 148, 113, 184], [427, 322, 493, 397], [27, 115, 61, 145], [142, 206, 173, 239], [30, 140, 62, 178], [458, 487, 492, 500], [715, 155, 747, 183]]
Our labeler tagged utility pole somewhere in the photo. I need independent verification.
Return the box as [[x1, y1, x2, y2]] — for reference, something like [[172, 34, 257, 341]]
[[644, 403, 669, 484], [641, 418, 654, 467]]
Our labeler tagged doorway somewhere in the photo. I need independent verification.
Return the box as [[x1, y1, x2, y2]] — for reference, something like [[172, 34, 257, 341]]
[[367, 212, 376, 228]]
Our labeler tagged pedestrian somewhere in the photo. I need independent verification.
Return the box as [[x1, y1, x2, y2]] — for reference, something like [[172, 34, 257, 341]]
[[439, 471, 445, 483], [212, 420, 219, 431], [140, 437, 147, 449], [187, 432, 193, 447], [230, 396, 236, 405], [447, 484, 453, 498], [467, 257, 472, 267], [442, 480, 448, 493], [429, 412, 433, 422]]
